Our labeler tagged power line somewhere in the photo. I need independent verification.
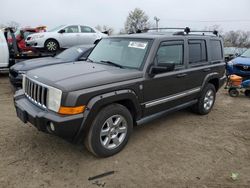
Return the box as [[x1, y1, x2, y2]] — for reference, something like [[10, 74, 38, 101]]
[[160, 19, 250, 23]]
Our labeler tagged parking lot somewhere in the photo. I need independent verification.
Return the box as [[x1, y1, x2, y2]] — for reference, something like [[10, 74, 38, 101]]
[[0, 73, 250, 187]]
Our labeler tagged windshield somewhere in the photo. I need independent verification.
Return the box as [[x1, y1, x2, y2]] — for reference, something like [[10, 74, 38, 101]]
[[241, 49, 250, 58], [88, 38, 150, 69], [48, 25, 65, 32], [56, 47, 86, 61]]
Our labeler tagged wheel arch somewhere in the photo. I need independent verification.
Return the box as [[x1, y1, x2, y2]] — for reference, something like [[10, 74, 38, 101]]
[[44, 38, 60, 49], [73, 89, 142, 143], [201, 73, 220, 92]]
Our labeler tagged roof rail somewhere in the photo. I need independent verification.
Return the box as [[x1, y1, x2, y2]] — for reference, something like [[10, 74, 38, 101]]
[[137, 27, 219, 36]]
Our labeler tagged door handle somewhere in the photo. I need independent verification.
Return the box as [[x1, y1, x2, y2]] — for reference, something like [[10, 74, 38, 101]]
[[203, 68, 211, 72], [176, 73, 187, 78]]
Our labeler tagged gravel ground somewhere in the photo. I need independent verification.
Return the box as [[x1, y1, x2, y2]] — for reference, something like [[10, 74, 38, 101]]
[[0, 74, 250, 188]]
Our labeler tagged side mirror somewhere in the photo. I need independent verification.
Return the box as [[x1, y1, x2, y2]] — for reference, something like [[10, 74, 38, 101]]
[[149, 63, 175, 77], [58, 29, 65, 34]]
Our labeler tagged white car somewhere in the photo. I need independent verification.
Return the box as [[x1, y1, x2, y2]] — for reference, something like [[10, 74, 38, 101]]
[[0, 30, 9, 70], [26, 25, 107, 52]]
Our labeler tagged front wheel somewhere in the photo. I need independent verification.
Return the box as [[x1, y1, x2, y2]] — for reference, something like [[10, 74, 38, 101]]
[[85, 104, 133, 157], [45, 39, 59, 52], [192, 84, 216, 115]]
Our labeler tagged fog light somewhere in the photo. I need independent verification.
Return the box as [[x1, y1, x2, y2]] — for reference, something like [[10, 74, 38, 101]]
[[50, 122, 55, 131]]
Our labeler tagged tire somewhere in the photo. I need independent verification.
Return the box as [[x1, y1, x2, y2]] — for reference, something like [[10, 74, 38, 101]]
[[192, 83, 216, 115], [244, 90, 250, 97], [229, 88, 239, 97], [85, 104, 133, 157], [44, 39, 59, 52]]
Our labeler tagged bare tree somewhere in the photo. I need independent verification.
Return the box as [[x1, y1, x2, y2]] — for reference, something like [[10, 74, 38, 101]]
[[124, 8, 150, 33], [223, 30, 250, 48]]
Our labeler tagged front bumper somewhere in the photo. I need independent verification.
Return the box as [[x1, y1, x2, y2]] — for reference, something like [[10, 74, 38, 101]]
[[14, 90, 84, 141], [26, 39, 44, 48]]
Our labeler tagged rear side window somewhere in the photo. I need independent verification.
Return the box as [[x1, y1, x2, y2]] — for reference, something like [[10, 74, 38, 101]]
[[156, 43, 184, 66], [188, 40, 207, 64], [81, 26, 95, 33], [210, 40, 223, 61]]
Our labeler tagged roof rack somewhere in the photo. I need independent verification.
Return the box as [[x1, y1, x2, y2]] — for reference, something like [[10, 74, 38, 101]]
[[137, 27, 219, 36]]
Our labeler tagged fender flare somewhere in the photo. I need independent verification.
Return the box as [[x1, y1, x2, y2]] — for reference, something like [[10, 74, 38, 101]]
[[73, 89, 141, 143], [201, 72, 220, 91]]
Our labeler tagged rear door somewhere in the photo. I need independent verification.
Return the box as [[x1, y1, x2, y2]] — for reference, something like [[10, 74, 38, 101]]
[[78, 26, 98, 45], [178, 39, 210, 102]]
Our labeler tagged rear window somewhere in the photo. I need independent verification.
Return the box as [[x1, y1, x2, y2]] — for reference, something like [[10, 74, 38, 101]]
[[188, 40, 207, 64], [210, 40, 223, 61]]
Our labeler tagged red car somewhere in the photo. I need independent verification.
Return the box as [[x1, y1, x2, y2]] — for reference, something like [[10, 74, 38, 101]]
[[8, 26, 46, 53]]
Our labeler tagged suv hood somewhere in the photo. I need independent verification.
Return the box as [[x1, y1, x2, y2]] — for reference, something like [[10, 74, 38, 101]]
[[233, 57, 250, 66], [27, 62, 143, 91], [11, 57, 66, 71]]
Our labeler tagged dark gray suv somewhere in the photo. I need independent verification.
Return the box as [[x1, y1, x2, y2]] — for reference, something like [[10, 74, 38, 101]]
[[14, 28, 226, 157]]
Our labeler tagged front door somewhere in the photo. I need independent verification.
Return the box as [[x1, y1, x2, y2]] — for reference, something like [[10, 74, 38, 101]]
[[59, 25, 79, 48], [143, 40, 191, 116]]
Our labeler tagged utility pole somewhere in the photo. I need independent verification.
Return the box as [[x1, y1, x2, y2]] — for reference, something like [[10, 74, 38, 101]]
[[154, 16, 160, 31]]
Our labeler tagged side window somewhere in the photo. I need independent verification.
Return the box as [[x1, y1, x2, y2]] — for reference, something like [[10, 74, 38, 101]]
[[80, 26, 95, 33], [156, 43, 184, 66], [64, 25, 79, 33], [188, 40, 207, 64], [210, 40, 223, 61]]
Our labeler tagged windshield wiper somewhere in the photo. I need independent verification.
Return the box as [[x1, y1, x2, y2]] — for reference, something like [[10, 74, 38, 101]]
[[100, 60, 124, 68]]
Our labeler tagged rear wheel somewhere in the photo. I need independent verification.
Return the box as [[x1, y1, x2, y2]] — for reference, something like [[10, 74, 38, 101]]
[[229, 88, 239, 97], [45, 39, 59, 52], [85, 104, 133, 157], [192, 83, 216, 115]]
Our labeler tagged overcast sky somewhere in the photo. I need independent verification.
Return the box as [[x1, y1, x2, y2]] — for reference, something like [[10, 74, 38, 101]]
[[1, 0, 250, 33]]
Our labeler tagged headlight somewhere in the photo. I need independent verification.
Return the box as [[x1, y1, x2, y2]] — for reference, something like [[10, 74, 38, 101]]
[[227, 61, 234, 66], [47, 87, 62, 112], [31, 35, 44, 40]]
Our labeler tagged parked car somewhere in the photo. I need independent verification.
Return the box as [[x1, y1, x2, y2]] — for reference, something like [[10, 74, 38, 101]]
[[224, 47, 247, 62], [14, 28, 226, 157], [8, 26, 47, 53], [26, 25, 106, 52], [9, 44, 94, 89], [0, 29, 10, 71], [226, 48, 250, 78]]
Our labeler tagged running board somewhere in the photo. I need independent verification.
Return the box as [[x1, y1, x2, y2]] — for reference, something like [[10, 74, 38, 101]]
[[136, 100, 198, 126]]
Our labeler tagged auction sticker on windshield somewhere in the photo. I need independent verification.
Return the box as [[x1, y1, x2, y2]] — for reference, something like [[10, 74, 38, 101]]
[[128, 41, 148, 49]]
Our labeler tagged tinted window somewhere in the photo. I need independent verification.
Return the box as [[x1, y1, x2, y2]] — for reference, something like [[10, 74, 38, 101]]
[[88, 38, 150, 69], [210, 40, 223, 61], [64, 25, 79, 33], [81, 26, 95, 33], [156, 43, 183, 65], [189, 40, 207, 64]]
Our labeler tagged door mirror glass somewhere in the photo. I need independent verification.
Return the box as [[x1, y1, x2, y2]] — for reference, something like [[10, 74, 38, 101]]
[[58, 29, 65, 34], [149, 63, 175, 76]]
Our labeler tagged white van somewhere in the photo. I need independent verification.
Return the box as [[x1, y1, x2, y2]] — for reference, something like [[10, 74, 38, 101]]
[[0, 30, 9, 69]]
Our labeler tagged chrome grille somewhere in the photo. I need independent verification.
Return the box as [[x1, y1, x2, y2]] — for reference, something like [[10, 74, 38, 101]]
[[24, 77, 48, 108]]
